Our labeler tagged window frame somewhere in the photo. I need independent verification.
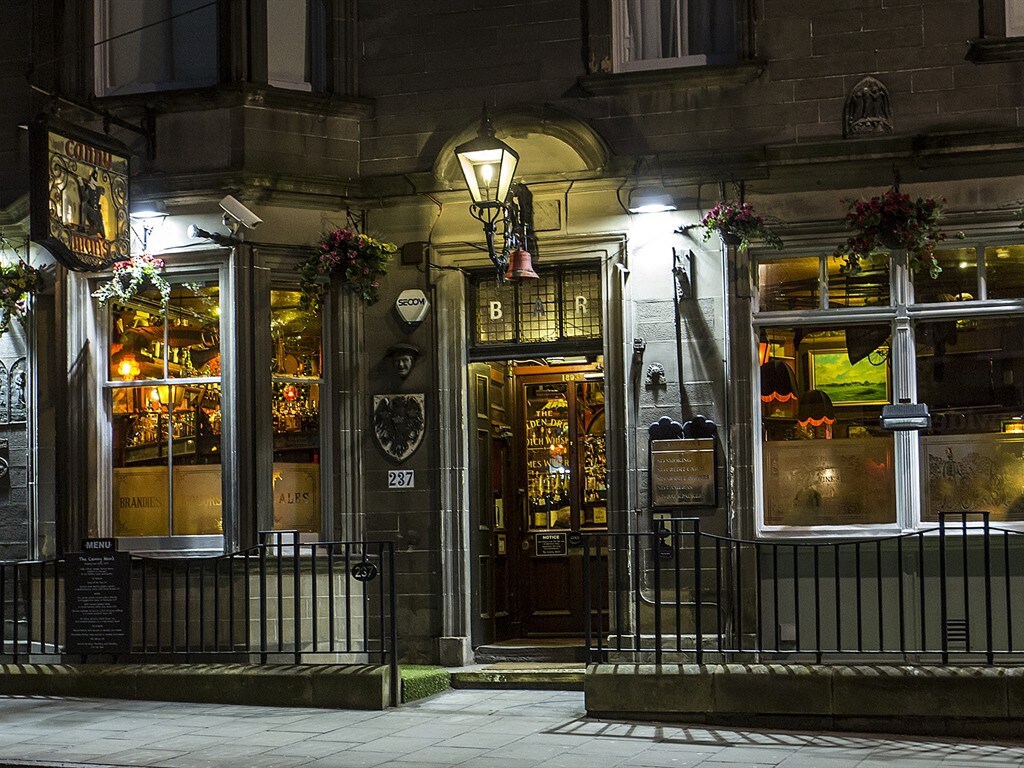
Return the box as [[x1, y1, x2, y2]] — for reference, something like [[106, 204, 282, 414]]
[[100, 258, 230, 553], [268, 279, 330, 539], [610, 0, 736, 73], [752, 237, 1024, 538]]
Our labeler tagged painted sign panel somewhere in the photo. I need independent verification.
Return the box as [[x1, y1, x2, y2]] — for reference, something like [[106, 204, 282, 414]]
[[387, 470, 414, 488], [535, 532, 568, 556], [650, 438, 716, 507], [30, 117, 130, 271], [64, 542, 131, 655]]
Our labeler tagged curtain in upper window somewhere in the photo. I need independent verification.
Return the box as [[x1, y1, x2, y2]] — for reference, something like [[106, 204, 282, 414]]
[[95, 0, 218, 96]]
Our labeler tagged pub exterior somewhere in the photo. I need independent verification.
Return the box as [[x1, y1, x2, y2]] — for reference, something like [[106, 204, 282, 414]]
[[1, 0, 1024, 680]]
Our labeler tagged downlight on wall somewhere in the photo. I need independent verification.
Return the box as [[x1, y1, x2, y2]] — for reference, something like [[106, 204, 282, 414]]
[[628, 187, 677, 214]]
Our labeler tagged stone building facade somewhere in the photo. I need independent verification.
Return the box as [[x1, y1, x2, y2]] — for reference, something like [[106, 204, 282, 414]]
[[2, 0, 1024, 663]]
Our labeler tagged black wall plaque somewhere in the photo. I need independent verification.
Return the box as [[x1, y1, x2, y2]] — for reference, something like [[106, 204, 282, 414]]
[[535, 532, 568, 556], [64, 542, 131, 655]]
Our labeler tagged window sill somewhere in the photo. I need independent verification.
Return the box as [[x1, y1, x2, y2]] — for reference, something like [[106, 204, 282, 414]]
[[92, 82, 373, 120], [577, 60, 766, 96], [966, 37, 1024, 63]]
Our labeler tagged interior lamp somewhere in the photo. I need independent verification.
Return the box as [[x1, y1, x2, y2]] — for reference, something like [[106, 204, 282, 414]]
[[760, 359, 798, 404], [797, 389, 837, 427], [117, 355, 141, 381]]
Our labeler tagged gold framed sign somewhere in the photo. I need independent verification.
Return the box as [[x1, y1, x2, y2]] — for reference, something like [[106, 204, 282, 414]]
[[30, 117, 130, 271], [650, 438, 716, 507]]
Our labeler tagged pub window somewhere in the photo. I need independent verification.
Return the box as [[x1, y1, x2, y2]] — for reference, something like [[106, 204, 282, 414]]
[[759, 324, 897, 528], [270, 288, 323, 535], [94, 0, 219, 96], [470, 265, 603, 351], [917, 314, 1024, 523], [108, 279, 223, 538], [612, 0, 736, 72]]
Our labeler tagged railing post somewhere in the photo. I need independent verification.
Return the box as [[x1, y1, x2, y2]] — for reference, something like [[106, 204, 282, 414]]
[[694, 520, 703, 665], [939, 513, 948, 665], [388, 543, 398, 708], [983, 512, 994, 664], [259, 533, 268, 663], [292, 531, 301, 665], [583, 534, 592, 663], [652, 527, 662, 666]]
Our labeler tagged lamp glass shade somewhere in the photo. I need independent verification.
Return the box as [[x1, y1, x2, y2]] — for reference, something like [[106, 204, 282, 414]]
[[760, 359, 798, 403], [129, 200, 168, 220], [758, 330, 771, 365], [454, 133, 519, 205], [797, 389, 837, 427], [628, 188, 677, 214]]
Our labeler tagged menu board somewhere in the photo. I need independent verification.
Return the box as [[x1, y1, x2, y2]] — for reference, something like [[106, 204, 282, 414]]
[[650, 438, 716, 507], [64, 540, 131, 655]]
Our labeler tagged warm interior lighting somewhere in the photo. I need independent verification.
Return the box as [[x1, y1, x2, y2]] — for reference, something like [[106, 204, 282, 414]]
[[117, 356, 140, 381], [758, 330, 771, 366]]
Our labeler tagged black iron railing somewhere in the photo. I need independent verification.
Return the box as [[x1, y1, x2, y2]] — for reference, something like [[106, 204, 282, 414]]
[[585, 512, 1024, 665], [0, 531, 399, 705]]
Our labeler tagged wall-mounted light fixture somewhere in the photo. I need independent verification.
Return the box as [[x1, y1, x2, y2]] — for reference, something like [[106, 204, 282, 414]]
[[454, 108, 538, 281], [129, 199, 167, 251], [628, 187, 677, 214]]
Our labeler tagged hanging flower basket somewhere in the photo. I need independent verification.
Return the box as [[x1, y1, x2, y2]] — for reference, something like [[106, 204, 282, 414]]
[[299, 229, 397, 311], [0, 261, 42, 338], [92, 253, 172, 311], [701, 202, 783, 250], [834, 190, 963, 279]]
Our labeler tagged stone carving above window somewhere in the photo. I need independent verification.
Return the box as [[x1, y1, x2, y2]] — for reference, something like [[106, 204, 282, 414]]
[[843, 76, 893, 138]]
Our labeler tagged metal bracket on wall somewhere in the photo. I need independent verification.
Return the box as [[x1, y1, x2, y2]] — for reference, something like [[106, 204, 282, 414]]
[[673, 248, 693, 301]]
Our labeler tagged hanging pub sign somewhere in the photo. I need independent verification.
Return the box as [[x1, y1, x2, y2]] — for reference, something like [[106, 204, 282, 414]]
[[29, 117, 131, 271]]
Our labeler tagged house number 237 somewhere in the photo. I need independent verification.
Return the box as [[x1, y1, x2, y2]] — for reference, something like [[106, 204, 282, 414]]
[[388, 470, 414, 489]]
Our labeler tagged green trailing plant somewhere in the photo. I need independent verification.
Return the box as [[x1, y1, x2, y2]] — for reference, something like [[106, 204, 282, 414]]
[[701, 201, 783, 250], [835, 189, 962, 279], [92, 253, 172, 310], [299, 228, 397, 310], [0, 260, 42, 338]]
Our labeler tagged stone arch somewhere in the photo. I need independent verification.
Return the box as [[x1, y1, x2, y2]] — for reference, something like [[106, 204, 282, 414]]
[[433, 104, 611, 187]]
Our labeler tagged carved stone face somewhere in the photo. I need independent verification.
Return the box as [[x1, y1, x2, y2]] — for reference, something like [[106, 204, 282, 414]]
[[393, 353, 415, 378]]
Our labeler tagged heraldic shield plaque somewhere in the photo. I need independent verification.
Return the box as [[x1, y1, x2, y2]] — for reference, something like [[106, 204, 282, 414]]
[[29, 117, 131, 272], [373, 394, 425, 463]]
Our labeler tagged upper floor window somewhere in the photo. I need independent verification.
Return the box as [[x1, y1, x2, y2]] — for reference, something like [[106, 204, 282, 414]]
[[267, 0, 327, 91], [94, 0, 218, 96], [613, 0, 735, 72], [1007, 0, 1024, 36]]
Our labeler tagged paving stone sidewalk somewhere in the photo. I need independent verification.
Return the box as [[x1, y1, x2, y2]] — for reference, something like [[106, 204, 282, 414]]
[[0, 689, 1019, 767]]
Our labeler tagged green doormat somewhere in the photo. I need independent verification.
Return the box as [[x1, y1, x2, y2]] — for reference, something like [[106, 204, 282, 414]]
[[400, 666, 450, 702]]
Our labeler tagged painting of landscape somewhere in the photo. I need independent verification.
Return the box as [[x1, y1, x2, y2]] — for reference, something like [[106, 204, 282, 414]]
[[809, 351, 889, 405]]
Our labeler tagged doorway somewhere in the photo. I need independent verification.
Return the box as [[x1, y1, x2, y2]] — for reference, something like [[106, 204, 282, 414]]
[[469, 360, 608, 646]]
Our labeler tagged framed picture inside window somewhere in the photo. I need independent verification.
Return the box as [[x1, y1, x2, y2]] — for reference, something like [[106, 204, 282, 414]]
[[809, 350, 889, 405]]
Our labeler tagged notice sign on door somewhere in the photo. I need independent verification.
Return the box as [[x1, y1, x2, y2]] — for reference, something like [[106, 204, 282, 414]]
[[535, 532, 568, 556], [650, 438, 716, 507]]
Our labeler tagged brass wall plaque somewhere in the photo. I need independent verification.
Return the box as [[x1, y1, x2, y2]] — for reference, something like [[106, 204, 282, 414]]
[[651, 438, 716, 507]]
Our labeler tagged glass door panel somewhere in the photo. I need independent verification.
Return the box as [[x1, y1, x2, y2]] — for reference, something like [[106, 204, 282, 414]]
[[576, 381, 607, 528], [525, 382, 571, 529]]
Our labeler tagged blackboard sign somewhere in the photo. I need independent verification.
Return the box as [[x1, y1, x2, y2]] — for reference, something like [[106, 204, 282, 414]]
[[535, 532, 568, 556], [64, 540, 131, 655]]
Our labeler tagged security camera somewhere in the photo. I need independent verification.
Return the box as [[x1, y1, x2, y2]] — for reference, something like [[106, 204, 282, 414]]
[[219, 195, 262, 231]]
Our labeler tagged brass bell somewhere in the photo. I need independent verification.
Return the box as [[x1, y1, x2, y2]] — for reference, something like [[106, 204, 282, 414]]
[[505, 247, 539, 280]]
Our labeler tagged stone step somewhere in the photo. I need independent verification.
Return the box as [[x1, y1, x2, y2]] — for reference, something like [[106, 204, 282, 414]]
[[474, 642, 586, 664], [450, 663, 585, 691]]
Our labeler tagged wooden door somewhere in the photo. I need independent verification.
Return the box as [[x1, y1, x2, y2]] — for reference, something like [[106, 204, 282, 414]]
[[517, 368, 608, 636]]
